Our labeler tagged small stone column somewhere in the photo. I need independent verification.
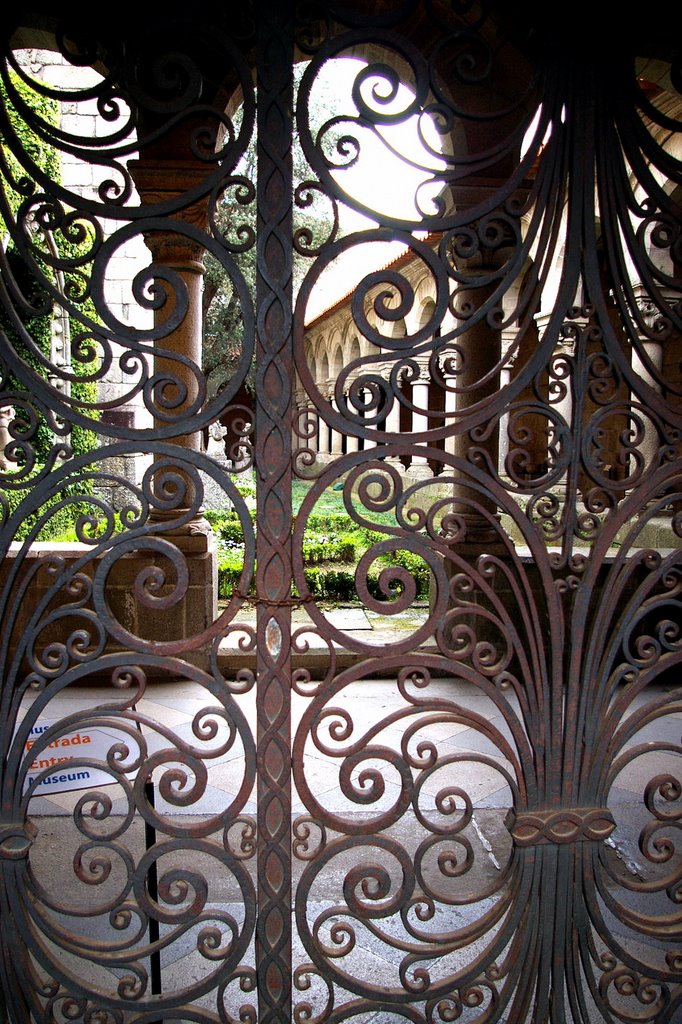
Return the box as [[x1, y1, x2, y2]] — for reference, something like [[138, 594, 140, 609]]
[[450, 257, 506, 548], [346, 420, 359, 455], [0, 406, 12, 469], [410, 377, 431, 471], [384, 366, 402, 463], [385, 395, 401, 436], [330, 398, 344, 456], [318, 387, 333, 460], [444, 382, 457, 460]]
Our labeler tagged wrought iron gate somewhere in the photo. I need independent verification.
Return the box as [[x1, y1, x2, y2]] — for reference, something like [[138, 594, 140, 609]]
[[0, 4, 680, 1022]]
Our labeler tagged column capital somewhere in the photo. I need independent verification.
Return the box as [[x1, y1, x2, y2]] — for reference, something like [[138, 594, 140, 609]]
[[128, 158, 209, 265]]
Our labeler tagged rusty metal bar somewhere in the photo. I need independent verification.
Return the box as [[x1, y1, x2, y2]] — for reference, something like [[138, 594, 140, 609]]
[[255, 4, 295, 1021]]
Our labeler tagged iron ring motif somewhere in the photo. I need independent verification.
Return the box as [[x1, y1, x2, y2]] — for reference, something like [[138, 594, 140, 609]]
[[0, 821, 37, 860], [505, 807, 617, 847]]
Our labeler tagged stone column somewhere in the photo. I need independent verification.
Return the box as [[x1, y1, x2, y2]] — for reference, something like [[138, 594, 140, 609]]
[[346, 403, 359, 455], [319, 387, 333, 459], [411, 377, 430, 469], [444, 387, 457, 459], [384, 363, 402, 463], [293, 388, 318, 465], [330, 398, 344, 456], [0, 406, 12, 469], [307, 409, 319, 458], [385, 395, 401, 436], [450, 258, 506, 549], [128, 162, 206, 446], [126, 159, 217, 651], [355, 384, 376, 451]]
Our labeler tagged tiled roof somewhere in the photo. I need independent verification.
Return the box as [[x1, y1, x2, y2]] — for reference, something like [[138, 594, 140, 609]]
[[303, 231, 442, 330]]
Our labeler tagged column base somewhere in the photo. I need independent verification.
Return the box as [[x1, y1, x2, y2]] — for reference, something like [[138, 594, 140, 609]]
[[108, 511, 218, 670], [625, 512, 681, 550], [405, 461, 434, 482]]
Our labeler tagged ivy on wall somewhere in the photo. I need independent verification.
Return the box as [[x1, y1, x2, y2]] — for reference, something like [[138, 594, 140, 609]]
[[0, 69, 100, 468], [0, 64, 101, 537]]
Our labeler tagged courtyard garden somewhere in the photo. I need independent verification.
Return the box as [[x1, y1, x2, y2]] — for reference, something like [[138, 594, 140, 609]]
[[209, 477, 432, 604]]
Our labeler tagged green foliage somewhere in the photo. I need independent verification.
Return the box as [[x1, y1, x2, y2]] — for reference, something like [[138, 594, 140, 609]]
[[202, 63, 334, 398], [211, 480, 433, 602], [0, 67, 61, 223], [0, 248, 54, 460], [57, 223, 103, 456], [2, 476, 98, 543], [217, 542, 248, 596], [377, 548, 431, 596], [304, 512, 357, 533], [206, 510, 250, 545], [302, 566, 358, 602], [302, 532, 357, 565], [1, 66, 101, 484]]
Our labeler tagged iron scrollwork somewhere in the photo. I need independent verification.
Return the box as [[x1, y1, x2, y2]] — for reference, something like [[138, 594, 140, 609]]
[[0, 4, 679, 1023]]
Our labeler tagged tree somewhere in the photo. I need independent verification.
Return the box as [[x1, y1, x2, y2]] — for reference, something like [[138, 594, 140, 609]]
[[202, 62, 336, 398]]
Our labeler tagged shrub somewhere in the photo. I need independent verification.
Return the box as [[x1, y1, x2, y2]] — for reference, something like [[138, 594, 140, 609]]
[[209, 482, 435, 603], [216, 542, 248, 598], [206, 510, 251, 545], [301, 531, 357, 565], [378, 548, 431, 598], [1, 476, 98, 543], [303, 567, 357, 601]]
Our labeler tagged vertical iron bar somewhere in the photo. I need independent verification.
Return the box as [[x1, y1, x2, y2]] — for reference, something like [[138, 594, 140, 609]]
[[135, 715, 162, 1009], [144, 780, 162, 1009], [255, 3, 294, 1022]]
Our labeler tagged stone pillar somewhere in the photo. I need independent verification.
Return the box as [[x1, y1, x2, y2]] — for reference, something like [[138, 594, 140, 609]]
[[307, 408, 319, 458], [319, 388, 333, 458], [384, 367, 402, 461], [0, 406, 12, 469], [293, 389, 318, 465], [126, 159, 217, 652], [444, 381, 457, 460], [385, 398, 401, 436], [330, 398, 343, 456], [451, 260, 506, 548], [355, 384, 377, 451], [411, 377, 430, 468], [346, 411, 359, 455]]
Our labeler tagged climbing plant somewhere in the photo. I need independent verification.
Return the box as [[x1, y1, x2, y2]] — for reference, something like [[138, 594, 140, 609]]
[[0, 64, 100, 465], [0, 62, 101, 540]]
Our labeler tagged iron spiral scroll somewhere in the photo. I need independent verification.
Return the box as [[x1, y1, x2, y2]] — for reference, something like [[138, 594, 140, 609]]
[[0, 3, 679, 1022]]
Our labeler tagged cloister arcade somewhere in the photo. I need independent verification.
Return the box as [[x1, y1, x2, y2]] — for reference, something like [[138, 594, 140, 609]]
[[297, 225, 682, 548]]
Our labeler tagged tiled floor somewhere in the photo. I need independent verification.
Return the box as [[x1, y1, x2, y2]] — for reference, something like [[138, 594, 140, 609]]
[[16, 613, 681, 830], [13, 618, 682, 1019]]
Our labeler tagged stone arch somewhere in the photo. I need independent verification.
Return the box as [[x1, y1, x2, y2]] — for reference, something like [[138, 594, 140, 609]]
[[347, 334, 361, 367], [331, 343, 344, 381]]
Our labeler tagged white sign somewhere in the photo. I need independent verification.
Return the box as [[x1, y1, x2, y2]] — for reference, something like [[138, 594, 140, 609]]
[[23, 720, 138, 796]]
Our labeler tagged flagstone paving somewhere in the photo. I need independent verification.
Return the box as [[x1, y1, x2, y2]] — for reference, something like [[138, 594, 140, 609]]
[[13, 611, 680, 1014]]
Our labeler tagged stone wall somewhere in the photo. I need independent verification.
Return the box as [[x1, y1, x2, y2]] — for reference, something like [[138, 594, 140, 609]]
[[0, 538, 217, 674]]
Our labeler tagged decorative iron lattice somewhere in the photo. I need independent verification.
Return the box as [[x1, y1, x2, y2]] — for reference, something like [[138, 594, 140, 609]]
[[0, 3, 680, 1022]]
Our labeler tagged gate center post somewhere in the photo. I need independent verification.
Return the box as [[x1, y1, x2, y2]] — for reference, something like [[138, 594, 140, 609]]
[[255, 4, 295, 1022]]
